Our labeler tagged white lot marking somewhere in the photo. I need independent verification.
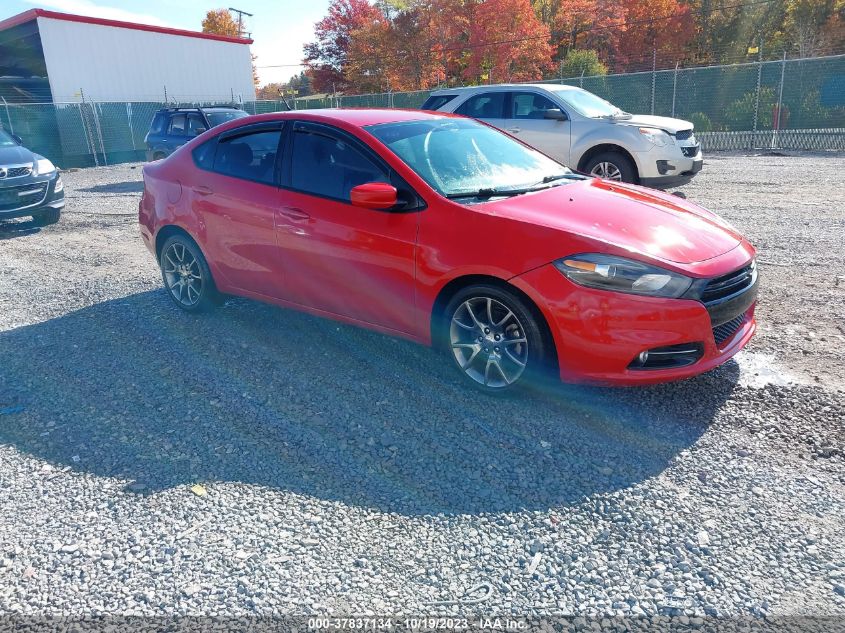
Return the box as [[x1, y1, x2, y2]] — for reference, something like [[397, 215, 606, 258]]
[[734, 350, 798, 388]]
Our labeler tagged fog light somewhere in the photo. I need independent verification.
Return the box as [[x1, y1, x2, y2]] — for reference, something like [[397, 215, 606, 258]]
[[656, 160, 676, 175], [638, 351, 649, 364], [54, 175, 64, 193]]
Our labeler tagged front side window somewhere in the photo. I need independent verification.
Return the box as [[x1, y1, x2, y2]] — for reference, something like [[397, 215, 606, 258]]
[[367, 118, 570, 199], [186, 113, 207, 136], [205, 110, 250, 127], [290, 125, 389, 202], [510, 92, 560, 120], [168, 114, 187, 135], [149, 113, 167, 135], [212, 128, 281, 185], [455, 93, 505, 120]]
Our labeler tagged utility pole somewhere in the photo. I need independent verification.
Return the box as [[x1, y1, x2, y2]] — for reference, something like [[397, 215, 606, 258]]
[[228, 7, 253, 38]]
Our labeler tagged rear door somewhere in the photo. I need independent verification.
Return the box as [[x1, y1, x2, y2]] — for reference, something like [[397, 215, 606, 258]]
[[505, 91, 571, 165], [189, 122, 287, 298]]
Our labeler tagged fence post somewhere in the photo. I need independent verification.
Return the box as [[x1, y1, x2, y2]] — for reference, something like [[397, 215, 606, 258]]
[[78, 102, 99, 168], [126, 102, 136, 153], [1, 97, 12, 134], [671, 62, 679, 118], [772, 51, 786, 150], [752, 43, 762, 150], [650, 49, 656, 115], [580, 68, 585, 88], [92, 102, 108, 166]]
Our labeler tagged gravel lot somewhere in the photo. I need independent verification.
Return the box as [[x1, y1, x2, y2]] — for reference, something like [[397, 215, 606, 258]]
[[0, 154, 843, 622]]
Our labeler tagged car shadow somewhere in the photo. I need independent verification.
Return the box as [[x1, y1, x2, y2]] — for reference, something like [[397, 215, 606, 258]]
[[0, 290, 740, 515], [0, 218, 41, 239], [77, 181, 144, 195]]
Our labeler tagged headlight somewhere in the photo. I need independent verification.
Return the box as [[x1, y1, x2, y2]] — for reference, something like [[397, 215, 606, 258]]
[[638, 127, 671, 147], [53, 175, 64, 193], [34, 157, 56, 176], [553, 253, 693, 298]]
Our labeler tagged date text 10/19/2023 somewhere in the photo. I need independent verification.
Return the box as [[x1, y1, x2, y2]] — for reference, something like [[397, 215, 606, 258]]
[[308, 617, 528, 630]]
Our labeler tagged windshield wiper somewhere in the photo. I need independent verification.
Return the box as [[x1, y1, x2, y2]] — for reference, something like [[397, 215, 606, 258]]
[[445, 187, 523, 199]]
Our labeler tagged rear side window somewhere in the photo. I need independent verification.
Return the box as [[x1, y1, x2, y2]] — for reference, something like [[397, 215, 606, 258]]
[[212, 128, 282, 185], [455, 93, 506, 120], [186, 113, 207, 136], [192, 138, 216, 170], [290, 124, 389, 202], [168, 114, 187, 135], [421, 94, 458, 111], [149, 112, 167, 135]]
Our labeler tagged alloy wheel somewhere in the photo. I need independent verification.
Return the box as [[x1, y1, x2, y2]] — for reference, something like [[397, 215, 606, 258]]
[[162, 242, 203, 307], [590, 161, 623, 180], [449, 296, 529, 388]]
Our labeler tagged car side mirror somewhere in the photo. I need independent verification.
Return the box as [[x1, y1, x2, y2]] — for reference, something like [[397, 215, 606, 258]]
[[194, 127, 207, 136], [544, 109, 567, 121], [350, 182, 398, 210], [11, 134, 23, 144]]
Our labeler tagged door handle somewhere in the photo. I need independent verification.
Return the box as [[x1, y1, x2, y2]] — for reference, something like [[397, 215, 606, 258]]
[[507, 127, 521, 133], [279, 206, 311, 221], [192, 185, 213, 196]]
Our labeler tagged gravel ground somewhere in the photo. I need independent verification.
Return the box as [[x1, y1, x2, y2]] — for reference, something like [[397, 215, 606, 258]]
[[0, 154, 843, 623]]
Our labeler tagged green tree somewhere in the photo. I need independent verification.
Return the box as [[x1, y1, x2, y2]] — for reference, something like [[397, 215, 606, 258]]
[[558, 49, 608, 77]]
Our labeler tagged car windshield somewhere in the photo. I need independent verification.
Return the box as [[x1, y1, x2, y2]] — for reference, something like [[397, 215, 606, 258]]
[[366, 118, 571, 198], [549, 88, 625, 118], [0, 129, 17, 147], [204, 110, 249, 127]]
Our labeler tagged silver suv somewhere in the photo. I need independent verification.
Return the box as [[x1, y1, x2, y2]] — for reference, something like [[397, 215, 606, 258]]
[[422, 84, 703, 188]]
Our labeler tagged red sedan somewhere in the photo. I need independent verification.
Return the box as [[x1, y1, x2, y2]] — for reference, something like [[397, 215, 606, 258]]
[[139, 109, 757, 392]]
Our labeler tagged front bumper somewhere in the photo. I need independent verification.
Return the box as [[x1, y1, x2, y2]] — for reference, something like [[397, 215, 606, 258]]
[[0, 173, 65, 220], [635, 144, 703, 188], [511, 262, 757, 385]]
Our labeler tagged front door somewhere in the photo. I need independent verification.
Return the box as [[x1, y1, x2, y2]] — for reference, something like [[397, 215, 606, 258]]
[[505, 91, 572, 166], [275, 121, 419, 334]]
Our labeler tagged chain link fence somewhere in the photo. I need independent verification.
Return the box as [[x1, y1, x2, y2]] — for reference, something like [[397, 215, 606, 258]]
[[1, 54, 843, 168]]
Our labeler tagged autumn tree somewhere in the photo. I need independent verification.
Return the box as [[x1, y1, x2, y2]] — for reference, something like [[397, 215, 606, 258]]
[[202, 9, 259, 88], [559, 49, 608, 77], [303, 0, 385, 93], [617, 0, 695, 69], [550, 0, 626, 62]]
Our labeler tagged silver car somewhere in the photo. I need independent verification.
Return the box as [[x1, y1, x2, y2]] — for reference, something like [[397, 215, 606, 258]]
[[422, 84, 703, 188]]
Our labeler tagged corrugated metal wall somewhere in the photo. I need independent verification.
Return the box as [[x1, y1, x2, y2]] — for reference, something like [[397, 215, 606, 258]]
[[37, 17, 255, 103]]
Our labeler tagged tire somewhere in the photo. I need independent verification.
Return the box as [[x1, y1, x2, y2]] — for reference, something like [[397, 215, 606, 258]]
[[159, 233, 220, 312], [32, 208, 61, 226], [584, 151, 637, 184], [438, 284, 554, 394]]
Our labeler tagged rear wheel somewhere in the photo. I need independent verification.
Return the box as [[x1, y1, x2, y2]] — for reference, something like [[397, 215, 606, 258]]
[[585, 151, 637, 183], [440, 284, 553, 393], [152, 151, 166, 161], [32, 208, 61, 226], [159, 234, 220, 312]]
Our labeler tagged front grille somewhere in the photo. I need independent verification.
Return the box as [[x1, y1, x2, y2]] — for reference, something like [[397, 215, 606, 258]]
[[701, 262, 755, 304], [0, 181, 49, 211], [713, 313, 746, 345], [0, 166, 33, 178], [681, 144, 699, 157], [675, 129, 694, 140]]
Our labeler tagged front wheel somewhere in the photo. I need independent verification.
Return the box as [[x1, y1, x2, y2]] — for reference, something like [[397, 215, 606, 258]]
[[32, 208, 61, 226], [440, 284, 553, 393], [584, 151, 637, 184], [159, 234, 220, 312]]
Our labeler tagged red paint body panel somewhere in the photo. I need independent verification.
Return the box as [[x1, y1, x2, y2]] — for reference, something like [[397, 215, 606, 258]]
[[139, 109, 758, 385]]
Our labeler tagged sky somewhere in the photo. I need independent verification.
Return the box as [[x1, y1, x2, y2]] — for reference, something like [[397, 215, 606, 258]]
[[0, 0, 330, 85]]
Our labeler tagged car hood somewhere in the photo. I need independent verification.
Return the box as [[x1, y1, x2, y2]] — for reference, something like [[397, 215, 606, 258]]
[[0, 144, 35, 166], [480, 178, 742, 265], [614, 114, 693, 134]]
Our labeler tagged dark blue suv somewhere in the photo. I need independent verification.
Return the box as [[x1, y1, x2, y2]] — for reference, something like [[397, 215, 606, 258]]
[[144, 106, 249, 161]]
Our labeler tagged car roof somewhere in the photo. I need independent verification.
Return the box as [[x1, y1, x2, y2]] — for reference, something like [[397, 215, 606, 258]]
[[429, 83, 582, 95], [219, 108, 460, 129]]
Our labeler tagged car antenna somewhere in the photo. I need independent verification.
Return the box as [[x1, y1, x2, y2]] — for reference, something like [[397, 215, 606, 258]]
[[278, 87, 293, 112]]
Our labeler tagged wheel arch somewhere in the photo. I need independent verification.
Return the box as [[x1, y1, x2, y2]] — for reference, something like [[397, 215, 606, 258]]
[[430, 274, 559, 373], [576, 144, 640, 182], [155, 224, 202, 263]]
